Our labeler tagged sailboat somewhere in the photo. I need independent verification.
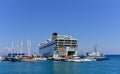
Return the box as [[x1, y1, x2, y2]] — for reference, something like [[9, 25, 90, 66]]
[[20, 40, 47, 62], [5, 41, 22, 62]]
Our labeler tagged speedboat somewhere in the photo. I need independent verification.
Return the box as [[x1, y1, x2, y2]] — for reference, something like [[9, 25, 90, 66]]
[[4, 56, 21, 62], [65, 56, 82, 62], [0, 56, 3, 61]]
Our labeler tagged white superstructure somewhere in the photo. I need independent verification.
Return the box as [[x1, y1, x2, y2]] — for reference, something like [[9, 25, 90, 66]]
[[39, 33, 78, 58]]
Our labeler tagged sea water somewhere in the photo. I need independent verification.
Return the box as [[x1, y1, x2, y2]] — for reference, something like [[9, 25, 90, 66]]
[[0, 55, 120, 74]]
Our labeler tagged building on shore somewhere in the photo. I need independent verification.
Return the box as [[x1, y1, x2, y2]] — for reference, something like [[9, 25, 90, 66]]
[[39, 33, 78, 58]]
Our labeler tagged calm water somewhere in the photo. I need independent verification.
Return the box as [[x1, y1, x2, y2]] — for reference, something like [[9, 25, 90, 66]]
[[0, 55, 120, 74]]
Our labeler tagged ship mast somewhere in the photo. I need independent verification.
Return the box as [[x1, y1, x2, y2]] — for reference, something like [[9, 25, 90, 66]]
[[94, 45, 97, 52], [94, 45, 98, 57]]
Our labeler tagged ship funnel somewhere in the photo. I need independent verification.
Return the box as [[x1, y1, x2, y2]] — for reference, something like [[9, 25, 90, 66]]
[[52, 32, 57, 39]]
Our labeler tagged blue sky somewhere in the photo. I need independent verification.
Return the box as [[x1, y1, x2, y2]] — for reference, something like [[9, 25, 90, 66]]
[[0, 0, 120, 55]]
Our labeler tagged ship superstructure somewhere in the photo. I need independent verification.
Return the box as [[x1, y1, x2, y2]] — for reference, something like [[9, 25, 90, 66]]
[[39, 33, 78, 58]]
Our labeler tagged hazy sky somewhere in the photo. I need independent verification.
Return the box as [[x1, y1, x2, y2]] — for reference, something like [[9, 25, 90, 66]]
[[0, 0, 120, 55]]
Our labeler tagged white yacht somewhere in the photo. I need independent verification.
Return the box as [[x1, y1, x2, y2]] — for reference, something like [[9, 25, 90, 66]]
[[86, 45, 109, 61]]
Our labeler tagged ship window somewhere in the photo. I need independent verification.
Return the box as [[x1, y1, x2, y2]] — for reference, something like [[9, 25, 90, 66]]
[[65, 41, 71, 44], [58, 40, 64, 41], [68, 51, 75, 56]]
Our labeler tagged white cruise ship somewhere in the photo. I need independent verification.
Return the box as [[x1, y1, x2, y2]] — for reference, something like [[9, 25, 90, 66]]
[[39, 33, 78, 58]]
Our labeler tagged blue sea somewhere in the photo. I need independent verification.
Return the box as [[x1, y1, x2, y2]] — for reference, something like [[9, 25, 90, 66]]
[[0, 55, 120, 74]]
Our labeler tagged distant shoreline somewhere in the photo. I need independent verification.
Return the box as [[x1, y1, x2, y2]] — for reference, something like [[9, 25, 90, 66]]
[[105, 54, 120, 56]]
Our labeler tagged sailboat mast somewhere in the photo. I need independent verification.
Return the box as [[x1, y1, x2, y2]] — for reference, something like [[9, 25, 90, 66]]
[[20, 39, 23, 57], [27, 40, 29, 56], [11, 41, 14, 57], [29, 41, 31, 56], [27, 40, 31, 56]]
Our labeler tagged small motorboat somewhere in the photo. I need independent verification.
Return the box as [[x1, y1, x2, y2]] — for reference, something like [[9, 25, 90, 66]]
[[0, 56, 4, 61]]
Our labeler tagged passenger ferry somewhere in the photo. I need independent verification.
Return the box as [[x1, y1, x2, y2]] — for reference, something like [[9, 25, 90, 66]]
[[39, 33, 78, 59]]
